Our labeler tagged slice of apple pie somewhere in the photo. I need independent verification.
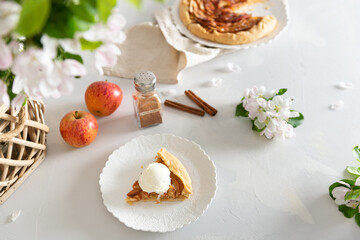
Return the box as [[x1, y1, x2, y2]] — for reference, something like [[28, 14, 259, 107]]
[[126, 148, 192, 204]]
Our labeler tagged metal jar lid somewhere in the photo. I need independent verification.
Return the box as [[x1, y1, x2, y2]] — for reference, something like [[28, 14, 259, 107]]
[[134, 71, 157, 93]]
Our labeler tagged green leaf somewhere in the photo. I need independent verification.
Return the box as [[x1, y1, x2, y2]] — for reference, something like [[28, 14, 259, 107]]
[[347, 166, 360, 178], [276, 88, 287, 96], [63, 52, 83, 64], [69, 1, 98, 23], [235, 103, 249, 117], [344, 189, 360, 201], [43, 4, 76, 38], [83, 0, 96, 7], [128, 0, 142, 8], [97, 0, 117, 22], [287, 111, 304, 128], [338, 205, 358, 218], [79, 38, 102, 51], [15, 0, 50, 37], [72, 16, 93, 32], [353, 146, 360, 162], [57, 46, 83, 63], [0, 70, 8, 78], [1, 70, 17, 101], [329, 179, 355, 200], [7, 82, 17, 102], [355, 213, 360, 227]]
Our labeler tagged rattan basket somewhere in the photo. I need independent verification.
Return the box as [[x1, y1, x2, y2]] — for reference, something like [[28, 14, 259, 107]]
[[0, 99, 49, 204]]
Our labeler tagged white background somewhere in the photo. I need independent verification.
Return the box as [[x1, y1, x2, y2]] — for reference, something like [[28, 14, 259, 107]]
[[1, 0, 360, 239]]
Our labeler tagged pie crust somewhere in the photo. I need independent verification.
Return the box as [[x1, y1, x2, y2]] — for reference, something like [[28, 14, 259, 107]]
[[126, 148, 192, 204], [179, 0, 278, 45]]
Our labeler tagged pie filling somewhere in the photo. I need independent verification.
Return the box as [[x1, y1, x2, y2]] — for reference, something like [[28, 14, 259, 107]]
[[126, 158, 185, 202], [189, 0, 262, 33]]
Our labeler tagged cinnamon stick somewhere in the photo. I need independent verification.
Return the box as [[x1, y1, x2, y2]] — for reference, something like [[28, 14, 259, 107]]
[[185, 90, 218, 116], [164, 100, 205, 116]]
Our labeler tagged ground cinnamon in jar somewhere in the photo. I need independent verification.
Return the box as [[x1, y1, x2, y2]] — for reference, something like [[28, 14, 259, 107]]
[[132, 71, 163, 128]]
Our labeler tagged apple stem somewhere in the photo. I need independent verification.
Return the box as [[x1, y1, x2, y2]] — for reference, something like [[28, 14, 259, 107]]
[[75, 111, 79, 119]]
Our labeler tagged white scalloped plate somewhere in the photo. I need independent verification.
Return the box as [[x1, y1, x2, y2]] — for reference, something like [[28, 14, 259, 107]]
[[99, 134, 217, 232], [171, 0, 289, 49]]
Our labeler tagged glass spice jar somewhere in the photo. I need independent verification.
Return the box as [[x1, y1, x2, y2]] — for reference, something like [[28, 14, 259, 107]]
[[132, 71, 163, 128]]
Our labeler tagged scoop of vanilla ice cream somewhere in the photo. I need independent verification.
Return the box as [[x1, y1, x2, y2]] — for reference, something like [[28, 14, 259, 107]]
[[138, 162, 171, 195]]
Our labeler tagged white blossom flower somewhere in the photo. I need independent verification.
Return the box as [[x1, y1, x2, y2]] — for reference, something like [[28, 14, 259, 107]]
[[254, 118, 266, 130], [332, 186, 351, 205], [81, 11, 125, 75], [82, 24, 108, 42], [8, 39, 23, 54], [41, 35, 58, 60], [94, 43, 121, 74], [2, 6, 126, 107], [0, 81, 10, 107], [355, 177, 360, 187], [260, 127, 274, 139], [106, 12, 126, 44], [240, 86, 301, 140], [0, 1, 21, 36], [332, 184, 360, 209], [62, 59, 87, 77], [11, 47, 87, 99], [0, 39, 12, 70], [272, 95, 298, 119], [243, 86, 276, 109], [11, 93, 26, 111], [40, 59, 87, 98], [83, 12, 126, 45], [346, 200, 360, 209], [59, 38, 81, 53], [336, 180, 351, 188], [12, 48, 52, 98], [276, 120, 296, 139]]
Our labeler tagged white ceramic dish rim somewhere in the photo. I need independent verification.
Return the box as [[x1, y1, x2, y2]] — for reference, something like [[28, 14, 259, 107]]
[[170, 0, 290, 50], [99, 133, 217, 232]]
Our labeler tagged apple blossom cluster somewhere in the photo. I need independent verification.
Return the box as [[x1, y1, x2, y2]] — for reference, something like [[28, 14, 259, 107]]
[[332, 180, 360, 209], [0, 1, 125, 110], [235, 86, 304, 139], [329, 146, 360, 226]]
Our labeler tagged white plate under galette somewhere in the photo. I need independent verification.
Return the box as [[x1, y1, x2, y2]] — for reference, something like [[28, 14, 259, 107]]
[[99, 134, 217, 232], [171, 0, 289, 50]]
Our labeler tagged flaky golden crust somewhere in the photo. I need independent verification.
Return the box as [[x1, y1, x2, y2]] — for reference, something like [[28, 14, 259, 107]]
[[126, 148, 192, 204], [126, 195, 188, 204], [179, 0, 192, 27], [179, 0, 278, 45], [157, 148, 192, 197]]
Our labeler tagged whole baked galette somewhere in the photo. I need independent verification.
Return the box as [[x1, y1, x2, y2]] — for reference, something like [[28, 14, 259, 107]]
[[179, 0, 278, 45]]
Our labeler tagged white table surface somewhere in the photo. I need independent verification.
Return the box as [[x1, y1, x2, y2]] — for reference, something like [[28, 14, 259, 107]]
[[1, 0, 360, 239]]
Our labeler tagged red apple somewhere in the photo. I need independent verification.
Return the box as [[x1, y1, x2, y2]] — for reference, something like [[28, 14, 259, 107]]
[[85, 81, 123, 117], [59, 111, 98, 148]]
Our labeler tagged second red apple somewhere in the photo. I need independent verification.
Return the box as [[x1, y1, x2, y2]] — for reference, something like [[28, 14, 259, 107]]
[[85, 81, 123, 117]]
